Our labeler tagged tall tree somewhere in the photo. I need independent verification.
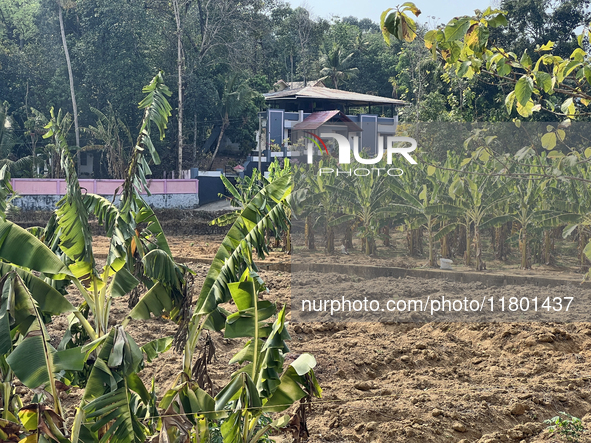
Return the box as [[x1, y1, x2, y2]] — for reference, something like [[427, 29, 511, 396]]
[[207, 73, 255, 170], [492, 0, 591, 56], [172, 0, 185, 177], [319, 44, 358, 89], [57, 0, 79, 151]]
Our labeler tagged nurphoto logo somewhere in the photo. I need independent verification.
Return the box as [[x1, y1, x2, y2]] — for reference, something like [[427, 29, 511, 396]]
[[304, 131, 418, 176]]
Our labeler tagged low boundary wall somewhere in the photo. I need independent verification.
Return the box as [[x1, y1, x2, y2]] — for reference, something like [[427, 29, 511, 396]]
[[10, 179, 200, 210]]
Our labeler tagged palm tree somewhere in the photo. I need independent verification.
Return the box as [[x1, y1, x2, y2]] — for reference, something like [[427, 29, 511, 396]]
[[319, 44, 358, 90], [84, 105, 132, 179], [0, 102, 39, 177], [207, 73, 256, 170]]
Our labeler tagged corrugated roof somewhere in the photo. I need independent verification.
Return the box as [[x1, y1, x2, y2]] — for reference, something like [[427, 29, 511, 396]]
[[264, 85, 406, 106], [292, 110, 362, 132]]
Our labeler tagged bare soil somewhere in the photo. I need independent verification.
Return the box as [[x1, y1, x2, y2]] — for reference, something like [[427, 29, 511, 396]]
[[22, 233, 591, 442]]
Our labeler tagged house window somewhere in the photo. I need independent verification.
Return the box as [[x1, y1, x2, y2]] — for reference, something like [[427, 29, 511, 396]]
[[80, 152, 88, 166]]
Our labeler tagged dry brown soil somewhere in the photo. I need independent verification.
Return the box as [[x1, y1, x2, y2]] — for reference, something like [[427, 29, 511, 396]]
[[20, 234, 591, 443]]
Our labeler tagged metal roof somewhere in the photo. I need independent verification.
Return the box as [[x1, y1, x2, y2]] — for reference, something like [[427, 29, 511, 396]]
[[264, 85, 406, 106], [272, 79, 326, 91], [292, 110, 362, 132]]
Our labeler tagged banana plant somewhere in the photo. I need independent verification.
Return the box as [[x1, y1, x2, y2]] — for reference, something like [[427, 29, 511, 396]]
[[505, 179, 549, 269], [430, 171, 508, 270], [130, 171, 306, 442], [211, 170, 264, 227], [536, 155, 591, 275], [296, 158, 341, 253], [0, 70, 312, 443], [0, 269, 84, 434], [0, 73, 189, 443], [39, 73, 185, 339], [291, 162, 318, 251], [388, 156, 429, 258], [156, 269, 321, 443], [212, 159, 292, 250], [214, 270, 320, 443], [389, 160, 453, 266], [327, 165, 393, 256], [0, 189, 89, 437], [131, 173, 292, 378], [483, 154, 564, 270]]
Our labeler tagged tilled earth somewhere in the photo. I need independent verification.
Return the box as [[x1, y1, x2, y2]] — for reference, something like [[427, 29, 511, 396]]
[[26, 236, 591, 443]]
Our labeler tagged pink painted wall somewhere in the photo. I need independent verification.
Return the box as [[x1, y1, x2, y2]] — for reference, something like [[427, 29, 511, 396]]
[[166, 180, 199, 194], [95, 180, 122, 195], [11, 179, 199, 195]]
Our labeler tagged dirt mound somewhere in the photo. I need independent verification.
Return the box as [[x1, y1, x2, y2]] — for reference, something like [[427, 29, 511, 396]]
[[28, 237, 591, 443], [10, 209, 232, 236]]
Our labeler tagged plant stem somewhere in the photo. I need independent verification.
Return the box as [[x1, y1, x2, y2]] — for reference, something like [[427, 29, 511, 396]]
[[72, 279, 96, 314], [92, 279, 103, 336], [465, 217, 471, 266], [72, 310, 97, 341], [182, 313, 205, 377], [99, 265, 112, 335], [31, 299, 63, 417], [428, 217, 434, 267], [70, 406, 85, 443], [475, 224, 482, 270], [243, 409, 250, 443], [2, 381, 10, 420], [251, 278, 259, 384]]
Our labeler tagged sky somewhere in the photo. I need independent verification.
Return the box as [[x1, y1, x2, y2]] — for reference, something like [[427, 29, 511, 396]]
[[299, 0, 499, 26]]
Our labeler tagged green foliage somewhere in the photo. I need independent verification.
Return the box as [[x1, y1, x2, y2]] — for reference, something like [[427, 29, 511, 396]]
[[0, 73, 186, 443], [196, 173, 291, 319], [0, 0, 40, 42], [319, 44, 358, 89], [212, 159, 292, 227], [381, 3, 421, 45], [84, 105, 133, 179], [544, 412, 585, 442], [159, 269, 319, 443], [492, 0, 591, 57], [383, 2, 591, 120], [0, 70, 313, 443], [45, 107, 96, 270], [294, 120, 591, 277]]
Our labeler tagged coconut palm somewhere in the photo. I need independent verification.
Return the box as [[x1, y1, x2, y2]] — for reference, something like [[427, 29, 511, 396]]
[[207, 73, 257, 170], [319, 44, 358, 90], [0, 102, 40, 177], [84, 104, 133, 179]]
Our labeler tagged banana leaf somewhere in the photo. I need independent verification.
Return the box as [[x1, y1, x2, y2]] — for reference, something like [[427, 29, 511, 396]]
[[263, 353, 321, 413], [195, 175, 291, 319], [0, 219, 70, 278], [44, 109, 95, 271], [2, 273, 81, 416]]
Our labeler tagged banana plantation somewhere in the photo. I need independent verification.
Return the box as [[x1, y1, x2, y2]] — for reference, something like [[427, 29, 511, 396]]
[[0, 74, 319, 443], [294, 123, 591, 276], [2, 0, 591, 440]]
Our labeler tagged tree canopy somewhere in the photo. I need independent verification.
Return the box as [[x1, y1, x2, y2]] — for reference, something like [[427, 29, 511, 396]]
[[1, 0, 591, 176]]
